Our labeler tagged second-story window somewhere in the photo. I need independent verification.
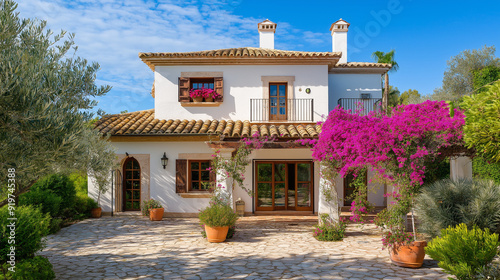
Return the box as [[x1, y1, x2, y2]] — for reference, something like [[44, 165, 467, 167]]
[[269, 83, 287, 121], [178, 77, 223, 103]]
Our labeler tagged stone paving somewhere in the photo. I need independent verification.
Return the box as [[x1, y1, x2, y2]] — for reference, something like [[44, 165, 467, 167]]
[[40, 216, 449, 279]]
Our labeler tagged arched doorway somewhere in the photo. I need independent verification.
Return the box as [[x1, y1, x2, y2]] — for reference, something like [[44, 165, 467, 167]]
[[123, 157, 141, 211]]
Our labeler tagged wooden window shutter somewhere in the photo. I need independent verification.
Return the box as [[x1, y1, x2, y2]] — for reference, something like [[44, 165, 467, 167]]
[[175, 159, 187, 193], [214, 77, 223, 102], [178, 77, 190, 102]]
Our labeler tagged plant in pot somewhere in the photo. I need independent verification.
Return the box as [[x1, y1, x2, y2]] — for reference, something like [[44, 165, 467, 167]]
[[309, 101, 466, 268], [141, 199, 164, 221], [198, 188, 239, 243], [88, 198, 100, 218]]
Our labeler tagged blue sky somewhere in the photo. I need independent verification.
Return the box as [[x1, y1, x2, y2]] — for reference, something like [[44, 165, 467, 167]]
[[17, 0, 500, 115]]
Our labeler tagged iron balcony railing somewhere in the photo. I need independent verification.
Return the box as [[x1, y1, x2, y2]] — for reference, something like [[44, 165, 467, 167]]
[[337, 98, 382, 115], [250, 98, 314, 122]]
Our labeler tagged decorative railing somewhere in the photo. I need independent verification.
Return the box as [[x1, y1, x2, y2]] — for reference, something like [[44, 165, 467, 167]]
[[250, 98, 314, 122], [337, 98, 382, 115]]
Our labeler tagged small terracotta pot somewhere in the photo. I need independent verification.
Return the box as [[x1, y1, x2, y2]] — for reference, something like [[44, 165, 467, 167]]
[[205, 97, 214, 102], [149, 208, 164, 221], [193, 96, 203, 102], [390, 241, 427, 268], [204, 225, 229, 243], [90, 207, 102, 218]]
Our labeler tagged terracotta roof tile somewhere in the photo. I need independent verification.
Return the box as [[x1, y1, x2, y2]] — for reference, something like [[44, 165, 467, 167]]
[[94, 109, 319, 139], [335, 62, 392, 68], [139, 47, 340, 59]]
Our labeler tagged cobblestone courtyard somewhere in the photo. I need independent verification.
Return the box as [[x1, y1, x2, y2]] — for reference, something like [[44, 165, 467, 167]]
[[40, 216, 448, 279]]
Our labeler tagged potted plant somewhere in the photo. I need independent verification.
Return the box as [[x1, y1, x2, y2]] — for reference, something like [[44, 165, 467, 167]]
[[88, 198, 101, 218], [141, 199, 164, 221], [198, 191, 239, 243], [189, 87, 220, 102]]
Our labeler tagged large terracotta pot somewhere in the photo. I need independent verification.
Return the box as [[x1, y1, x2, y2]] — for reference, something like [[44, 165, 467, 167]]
[[90, 207, 102, 218], [149, 208, 164, 221], [390, 241, 427, 268], [193, 96, 203, 102], [204, 225, 229, 243]]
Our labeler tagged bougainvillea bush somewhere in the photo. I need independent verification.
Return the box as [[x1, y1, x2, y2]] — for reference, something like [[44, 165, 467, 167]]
[[310, 100, 465, 245]]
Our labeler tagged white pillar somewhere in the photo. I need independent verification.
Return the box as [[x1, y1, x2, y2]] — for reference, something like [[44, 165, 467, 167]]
[[318, 164, 340, 222], [214, 148, 235, 208], [450, 156, 473, 180]]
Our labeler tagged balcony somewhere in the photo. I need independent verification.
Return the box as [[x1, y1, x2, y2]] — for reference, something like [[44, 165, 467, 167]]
[[250, 98, 314, 122], [337, 98, 381, 115]]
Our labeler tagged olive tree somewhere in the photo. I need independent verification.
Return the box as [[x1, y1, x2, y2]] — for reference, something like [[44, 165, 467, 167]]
[[0, 0, 115, 206]]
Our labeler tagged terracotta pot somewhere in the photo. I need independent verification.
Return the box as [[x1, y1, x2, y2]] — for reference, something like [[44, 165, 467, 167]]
[[204, 225, 229, 243], [193, 96, 203, 102], [205, 97, 214, 102], [90, 207, 102, 218], [390, 241, 427, 268], [149, 208, 164, 221]]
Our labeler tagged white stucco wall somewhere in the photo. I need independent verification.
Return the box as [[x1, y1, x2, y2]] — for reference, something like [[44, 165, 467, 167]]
[[259, 31, 274, 49], [154, 65, 329, 122], [327, 73, 383, 112]]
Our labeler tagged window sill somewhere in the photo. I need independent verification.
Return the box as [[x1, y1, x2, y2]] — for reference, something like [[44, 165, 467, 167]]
[[181, 102, 222, 107], [179, 193, 213, 198]]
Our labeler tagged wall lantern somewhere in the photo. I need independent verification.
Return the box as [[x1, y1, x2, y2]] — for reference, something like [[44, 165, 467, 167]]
[[161, 152, 169, 169], [305, 88, 311, 94]]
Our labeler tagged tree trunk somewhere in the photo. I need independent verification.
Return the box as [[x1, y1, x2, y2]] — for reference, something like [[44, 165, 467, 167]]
[[384, 73, 389, 112], [0, 180, 38, 208]]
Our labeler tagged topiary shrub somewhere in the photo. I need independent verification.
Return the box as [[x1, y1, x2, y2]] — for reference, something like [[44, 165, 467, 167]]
[[0, 206, 50, 262], [0, 256, 55, 280], [19, 189, 63, 218], [32, 174, 76, 213], [415, 178, 500, 237], [426, 224, 499, 280]]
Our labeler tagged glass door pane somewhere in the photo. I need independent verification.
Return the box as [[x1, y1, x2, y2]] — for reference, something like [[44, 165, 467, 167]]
[[296, 163, 312, 210], [256, 163, 273, 210], [274, 164, 286, 209]]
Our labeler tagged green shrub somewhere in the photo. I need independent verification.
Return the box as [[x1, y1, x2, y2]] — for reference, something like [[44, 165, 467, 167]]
[[141, 199, 163, 216], [0, 206, 50, 262], [32, 174, 76, 213], [476, 263, 500, 280], [48, 218, 63, 234], [473, 155, 500, 185], [426, 224, 499, 280], [68, 172, 88, 198], [19, 190, 62, 218], [415, 178, 500, 237], [313, 214, 347, 241], [1, 256, 55, 280], [198, 203, 238, 228]]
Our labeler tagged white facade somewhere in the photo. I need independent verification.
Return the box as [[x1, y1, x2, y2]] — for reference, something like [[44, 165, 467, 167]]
[[90, 18, 391, 216], [155, 65, 329, 122]]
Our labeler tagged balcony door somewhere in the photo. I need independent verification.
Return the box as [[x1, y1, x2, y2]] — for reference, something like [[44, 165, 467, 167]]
[[269, 83, 287, 121], [255, 161, 313, 211]]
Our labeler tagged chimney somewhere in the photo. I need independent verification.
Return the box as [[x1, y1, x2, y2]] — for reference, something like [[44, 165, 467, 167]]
[[258, 19, 277, 49], [330, 19, 350, 63]]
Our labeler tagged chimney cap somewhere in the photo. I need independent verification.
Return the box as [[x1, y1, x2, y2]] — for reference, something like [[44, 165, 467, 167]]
[[258, 19, 277, 33], [330, 18, 350, 32]]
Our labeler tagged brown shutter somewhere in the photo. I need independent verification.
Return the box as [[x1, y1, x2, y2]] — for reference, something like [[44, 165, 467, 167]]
[[214, 77, 223, 102], [176, 159, 187, 193], [178, 77, 190, 102]]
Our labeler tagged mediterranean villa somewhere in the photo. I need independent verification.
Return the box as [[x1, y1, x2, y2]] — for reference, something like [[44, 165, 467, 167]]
[[90, 19, 396, 217]]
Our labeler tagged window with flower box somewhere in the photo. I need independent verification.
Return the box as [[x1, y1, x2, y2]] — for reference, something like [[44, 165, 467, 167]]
[[178, 77, 223, 104]]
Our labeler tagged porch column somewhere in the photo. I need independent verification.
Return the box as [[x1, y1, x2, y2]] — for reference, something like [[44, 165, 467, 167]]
[[450, 156, 473, 180], [214, 148, 236, 208], [318, 164, 340, 222]]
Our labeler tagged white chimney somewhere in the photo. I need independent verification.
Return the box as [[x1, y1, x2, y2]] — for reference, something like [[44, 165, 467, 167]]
[[258, 19, 277, 49], [330, 19, 350, 63]]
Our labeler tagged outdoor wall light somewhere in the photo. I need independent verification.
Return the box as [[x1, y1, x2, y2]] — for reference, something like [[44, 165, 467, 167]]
[[125, 152, 129, 157], [161, 152, 169, 169], [305, 88, 311, 94]]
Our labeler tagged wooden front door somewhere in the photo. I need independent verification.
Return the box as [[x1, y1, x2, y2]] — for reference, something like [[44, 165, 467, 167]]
[[255, 161, 313, 211], [269, 83, 287, 121], [123, 157, 141, 211]]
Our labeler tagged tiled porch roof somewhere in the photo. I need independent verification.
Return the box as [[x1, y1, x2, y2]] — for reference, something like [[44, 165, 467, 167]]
[[335, 62, 392, 68], [95, 109, 321, 138]]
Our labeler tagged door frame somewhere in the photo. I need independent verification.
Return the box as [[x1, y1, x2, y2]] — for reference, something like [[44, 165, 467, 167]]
[[253, 160, 314, 212]]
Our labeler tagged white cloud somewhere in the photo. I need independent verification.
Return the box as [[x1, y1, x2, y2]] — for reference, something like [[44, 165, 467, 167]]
[[16, 0, 331, 114]]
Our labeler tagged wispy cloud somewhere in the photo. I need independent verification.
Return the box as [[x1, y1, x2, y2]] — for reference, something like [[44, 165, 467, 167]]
[[17, 0, 330, 114]]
